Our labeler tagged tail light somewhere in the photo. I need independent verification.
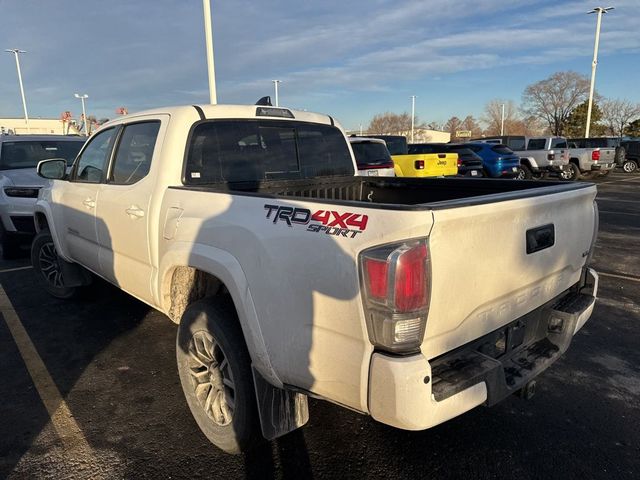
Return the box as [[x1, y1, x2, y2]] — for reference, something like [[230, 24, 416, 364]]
[[360, 238, 431, 353], [457, 157, 463, 167], [414, 160, 425, 170], [592, 150, 600, 161], [359, 162, 395, 170]]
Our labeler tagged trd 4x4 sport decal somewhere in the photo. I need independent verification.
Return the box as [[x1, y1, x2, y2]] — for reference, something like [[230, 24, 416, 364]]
[[264, 204, 368, 238]]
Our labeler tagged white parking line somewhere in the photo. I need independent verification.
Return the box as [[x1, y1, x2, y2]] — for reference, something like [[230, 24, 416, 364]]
[[598, 210, 640, 217], [599, 271, 640, 283], [598, 176, 640, 185], [0, 265, 33, 274], [0, 285, 105, 478]]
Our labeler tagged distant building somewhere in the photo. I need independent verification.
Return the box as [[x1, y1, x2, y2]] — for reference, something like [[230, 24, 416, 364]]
[[347, 128, 451, 143], [0, 117, 81, 135]]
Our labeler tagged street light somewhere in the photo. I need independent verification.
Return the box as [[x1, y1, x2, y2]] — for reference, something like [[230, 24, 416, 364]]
[[585, 6, 614, 138], [5, 49, 30, 133], [272, 80, 282, 107], [74, 93, 89, 135], [410, 95, 416, 143], [202, 0, 218, 104]]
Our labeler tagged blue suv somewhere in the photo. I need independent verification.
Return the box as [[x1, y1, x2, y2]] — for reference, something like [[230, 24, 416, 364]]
[[463, 142, 521, 178]]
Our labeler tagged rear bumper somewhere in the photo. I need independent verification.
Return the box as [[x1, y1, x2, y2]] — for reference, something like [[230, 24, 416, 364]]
[[368, 268, 598, 430], [591, 163, 615, 171]]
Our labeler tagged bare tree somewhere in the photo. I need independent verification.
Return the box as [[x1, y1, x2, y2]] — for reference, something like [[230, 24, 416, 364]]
[[522, 71, 591, 136], [600, 98, 640, 137], [367, 112, 416, 135], [482, 99, 520, 136], [444, 116, 462, 138], [461, 115, 482, 137]]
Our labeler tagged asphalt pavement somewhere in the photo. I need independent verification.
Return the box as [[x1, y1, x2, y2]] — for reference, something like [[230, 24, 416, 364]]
[[1, 171, 638, 479]]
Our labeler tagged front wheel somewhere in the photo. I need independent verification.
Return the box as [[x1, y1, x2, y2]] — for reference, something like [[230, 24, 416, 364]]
[[31, 229, 78, 299], [176, 298, 261, 454], [622, 160, 638, 173]]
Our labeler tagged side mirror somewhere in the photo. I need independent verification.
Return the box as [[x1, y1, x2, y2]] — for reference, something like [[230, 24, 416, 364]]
[[37, 158, 67, 180]]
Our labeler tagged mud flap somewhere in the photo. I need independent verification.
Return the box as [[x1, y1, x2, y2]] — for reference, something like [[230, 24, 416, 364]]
[[59, 259, 92, 287], [252, 368, 309, 441]]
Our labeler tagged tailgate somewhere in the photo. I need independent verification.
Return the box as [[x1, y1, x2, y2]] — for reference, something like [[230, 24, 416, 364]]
[[422, 185, 597, 358], [392, 153, 458, 177]]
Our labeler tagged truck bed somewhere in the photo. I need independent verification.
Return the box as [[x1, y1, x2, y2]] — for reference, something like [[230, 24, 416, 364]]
[[173, 175, 592, 209]]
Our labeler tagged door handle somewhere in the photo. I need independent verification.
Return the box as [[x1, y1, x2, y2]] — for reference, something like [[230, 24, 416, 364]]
[[82, 197, 95, 209], [125, 205, 145, 219]]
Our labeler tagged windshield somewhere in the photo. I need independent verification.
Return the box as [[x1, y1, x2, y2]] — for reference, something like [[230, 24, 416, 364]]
[[0, 139, 85, 170], [351, 142, 392, 166]]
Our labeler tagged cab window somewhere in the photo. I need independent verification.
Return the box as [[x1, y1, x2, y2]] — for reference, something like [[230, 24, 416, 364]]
[[71, 128, 117, 183], [109, 122, 160, 185]]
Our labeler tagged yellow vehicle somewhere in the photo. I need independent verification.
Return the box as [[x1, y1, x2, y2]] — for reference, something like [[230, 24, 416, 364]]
[[368, 135, 458, 177]]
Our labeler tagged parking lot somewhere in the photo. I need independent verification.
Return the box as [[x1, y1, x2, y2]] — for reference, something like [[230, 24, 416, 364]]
[[1, 171, 638, 480]]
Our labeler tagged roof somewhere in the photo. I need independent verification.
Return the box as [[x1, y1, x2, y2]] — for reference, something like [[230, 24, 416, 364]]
[[0, 134, 86, 143], [348, 136, 386, 145], [98, 104, 339, 131]]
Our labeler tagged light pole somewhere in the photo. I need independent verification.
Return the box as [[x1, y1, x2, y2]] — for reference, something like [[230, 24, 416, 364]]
[[202, 0, 218, 104], [74, 94, 89, 135], [5, 49, 30, 133], [500, 103, 505, 136], [585, 6, 614, 138], [410, 95, 416, 143], [272, 80, 281, 107]]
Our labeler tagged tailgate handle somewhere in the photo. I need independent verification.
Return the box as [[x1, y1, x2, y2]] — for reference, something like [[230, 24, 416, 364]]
[[526, 224, 555, 254], [438, 153, 446, 158]]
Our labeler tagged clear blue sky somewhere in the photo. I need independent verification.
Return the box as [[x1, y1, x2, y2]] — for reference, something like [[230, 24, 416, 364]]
[[1, 0, 639, 130]]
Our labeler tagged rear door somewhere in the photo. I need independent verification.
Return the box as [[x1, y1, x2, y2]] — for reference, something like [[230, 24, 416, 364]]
[[95, 117, 165, 303], [422, 185, 597, 358]]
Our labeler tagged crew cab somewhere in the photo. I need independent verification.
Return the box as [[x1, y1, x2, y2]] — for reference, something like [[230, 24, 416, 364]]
[[566, 138, 616, 180], [32, 104, 599, 455], [367, 135, 458, 177]]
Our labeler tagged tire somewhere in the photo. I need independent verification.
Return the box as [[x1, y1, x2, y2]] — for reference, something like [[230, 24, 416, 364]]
[[560, 162, 580, 181], [622, 160, 638, 173], [31, 229, 78, 299], [615, 146, 626, 165], [176, 298, 261, 454], [516, 164, 532, 180], [1, 233, 21, 259]]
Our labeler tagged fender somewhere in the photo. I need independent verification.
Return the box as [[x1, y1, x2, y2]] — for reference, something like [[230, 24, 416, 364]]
[[33, 199, 73, 262], [520, 156, 538, 170], [157, 241, 282, 388]]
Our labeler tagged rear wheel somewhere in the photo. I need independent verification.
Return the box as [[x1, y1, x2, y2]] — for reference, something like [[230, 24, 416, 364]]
[[176, 299, 261, 454], [516, 164, 532, 180], [560, 162, 580, 181], [622, 159, 638, 173], [31, 230, 78, 299]]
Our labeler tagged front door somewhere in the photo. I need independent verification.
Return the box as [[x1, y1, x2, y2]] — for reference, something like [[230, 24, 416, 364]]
[[95, 119, 164, 303], [59, 127, 118, 274]]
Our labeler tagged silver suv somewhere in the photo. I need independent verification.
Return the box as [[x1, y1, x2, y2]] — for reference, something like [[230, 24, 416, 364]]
[[0, 135, 85, 257]]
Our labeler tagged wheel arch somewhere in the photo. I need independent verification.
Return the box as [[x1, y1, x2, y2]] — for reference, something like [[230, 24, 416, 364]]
[[33, 203, 73, 261], [159, 243, 281, 387]]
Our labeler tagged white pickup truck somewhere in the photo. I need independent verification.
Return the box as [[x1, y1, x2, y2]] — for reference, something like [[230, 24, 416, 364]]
[[32, 104, 599, 454]]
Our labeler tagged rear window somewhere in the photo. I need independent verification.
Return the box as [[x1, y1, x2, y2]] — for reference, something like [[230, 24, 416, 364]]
[[184, 120, 354, 183], [551, 138, 568, 149], [491, 144, 514, 155], [408, 144, 435, 154], [448, 147, 474, 156], [527, 139, 546, 150], [0, 139, 85, 170], [369, 136, 407, 155], [351, 142, 391, 166], [506, 138, 526, 150]]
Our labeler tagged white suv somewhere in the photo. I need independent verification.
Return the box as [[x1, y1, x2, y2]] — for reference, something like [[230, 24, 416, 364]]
[[348, 137, 395, 176], [0, 135, 85, 257]]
